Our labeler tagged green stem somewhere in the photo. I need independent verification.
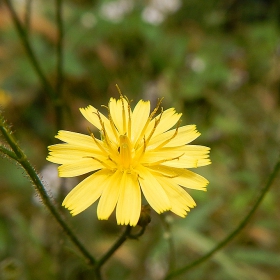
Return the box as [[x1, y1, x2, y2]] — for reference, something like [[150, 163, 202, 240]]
[[55, 0, 64, 94], [0, 145, 17, 161], [95, 226, 132, 273], [4, 0, 55, 100], [24, 0, 32, 32], [55, 0, 64, 130], [160, 216, 176, 273], [0, 117, 96, 266], [93, 224, 148, 278], [164, 156, 280, 280], [4, 0, 63, 131], [128, 225, 147, 239]]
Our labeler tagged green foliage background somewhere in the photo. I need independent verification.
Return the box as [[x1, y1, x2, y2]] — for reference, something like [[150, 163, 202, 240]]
[[0, 0, 280, 279]]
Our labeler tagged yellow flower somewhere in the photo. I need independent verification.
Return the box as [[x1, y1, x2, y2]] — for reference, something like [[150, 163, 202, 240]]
[[47, 94, 211, 226]]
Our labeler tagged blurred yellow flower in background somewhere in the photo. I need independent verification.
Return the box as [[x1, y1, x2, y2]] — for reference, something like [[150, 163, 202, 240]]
[[47, 93, 211, 226]]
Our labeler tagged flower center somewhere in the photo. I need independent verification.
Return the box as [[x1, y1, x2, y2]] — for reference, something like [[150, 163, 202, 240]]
[[119, 134, 132, 170]]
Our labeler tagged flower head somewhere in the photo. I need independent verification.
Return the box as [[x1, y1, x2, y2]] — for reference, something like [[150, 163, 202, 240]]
[[47, 93, 211, 226]]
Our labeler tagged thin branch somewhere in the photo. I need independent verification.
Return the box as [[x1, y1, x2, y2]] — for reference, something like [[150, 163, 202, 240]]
[[128, 225, 147, 239], [53, 0, 65, 203], [24, 0, 32, 33], [93, 224, 148, 278], [54, 0, 64, 130], [164, 155, 280, 280], [160, 216, 176, 273], [4, 0, 64, 131], [94, 226, 132, 273], [0, 144, 18, 160], [4, 0, 55, 100], [55, 0, 64, 100], [0, 116, 96, 266]]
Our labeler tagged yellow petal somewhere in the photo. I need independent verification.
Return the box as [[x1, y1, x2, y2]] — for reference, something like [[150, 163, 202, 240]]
[[108, 98, 122, 133], [55, 130, 95, 146], [80, 105, 117, 142], [156, 176, 196, 217], [79, 105, 102, 129], [63, 169, 111, 215], [109, 97, 130, 135], [116, 172, 141, 226], [160, 145, 211, 168], [48, 143, 103, 154], [58, 158, 103, 177], [97, 170, 122, 220], [48, 143, 104, 163], [47, 154, 72, 164], [176, 145, 211, 155], [174, 170, 209, 190], [148, 165, 208, 190], [145, 108, 182, 138], [148, 125, 200, 148], [131, 100, 150, 144], [162, 157, 211, 168], [142, 150, 200, 168], [137, 165, 171, 213]]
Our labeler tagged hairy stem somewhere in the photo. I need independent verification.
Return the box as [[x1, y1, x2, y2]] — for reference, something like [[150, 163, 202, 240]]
[[0, 145, 17, 160], [0, 117, 96, 266]]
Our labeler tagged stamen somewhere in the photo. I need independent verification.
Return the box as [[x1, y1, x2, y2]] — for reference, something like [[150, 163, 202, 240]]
[[115, 84, 123, 97], [102, 104, 119, 142], [116, 85, 127, 134], [143, 136, 147, 153], [127, 99, 132, 139], [162, 174, 179, 178], [150, 169, 181, 178], [148, 165, 186, 178], [153, 120, 181, 150], [145, 153, 184, 167], [87, 127, 108, 155], [134, 98, 164, 148], [120, 96, 127, 134], [84, 156, 113, 170], [94, 111, 106, 137], [119, 135, 132, 169], [145, 107, 163, 145], [94, 111, 116, 155], [150, 97, 164, 120], [133, 136, 147, 165], [108, 155, 118, 166]]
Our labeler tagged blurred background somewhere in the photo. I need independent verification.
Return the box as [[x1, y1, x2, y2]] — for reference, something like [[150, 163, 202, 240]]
[[0, 0, 280, 279]]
